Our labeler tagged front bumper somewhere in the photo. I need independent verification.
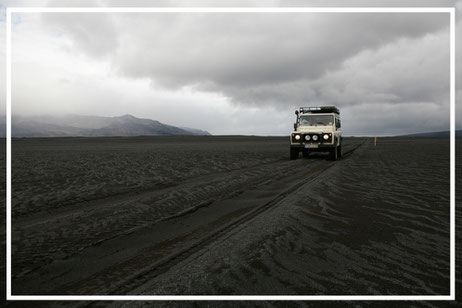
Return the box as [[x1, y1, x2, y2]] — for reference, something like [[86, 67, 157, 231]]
[[290, 132, 335, 151], [290, 143, 335, 150]]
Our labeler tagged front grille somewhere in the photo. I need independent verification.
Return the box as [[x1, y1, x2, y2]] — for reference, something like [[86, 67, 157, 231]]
[[292, 133, 333, 144], [302, 133, 332, 143]]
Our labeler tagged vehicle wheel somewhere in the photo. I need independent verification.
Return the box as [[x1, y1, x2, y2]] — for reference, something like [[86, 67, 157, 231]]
[[290, 148, 299, 160], [337, 144, 342, 158], [330, 145, 338, 161], [302, 150, 310, 158]]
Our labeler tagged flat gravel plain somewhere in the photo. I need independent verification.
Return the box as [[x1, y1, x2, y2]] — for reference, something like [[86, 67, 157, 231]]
[[1, 136, 460, 307]]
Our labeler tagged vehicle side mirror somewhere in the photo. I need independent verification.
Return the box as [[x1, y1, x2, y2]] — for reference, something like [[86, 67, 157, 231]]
[[294, 123, 297, 130]]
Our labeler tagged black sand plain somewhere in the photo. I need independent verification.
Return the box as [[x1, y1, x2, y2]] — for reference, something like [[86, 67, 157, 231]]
[[1, 136, 461, 306]]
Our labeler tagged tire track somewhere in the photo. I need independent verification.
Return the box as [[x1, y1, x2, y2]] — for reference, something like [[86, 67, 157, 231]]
[[59, 141, 365, 299], [11, 139, 364, 296], [12, 157, 300, 280]]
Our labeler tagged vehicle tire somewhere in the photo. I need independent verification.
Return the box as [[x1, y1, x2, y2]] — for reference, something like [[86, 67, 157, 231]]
[[330, 145, 338, 161], [302, 150, 310, 158], [290, 148, 299, 160], [337, 144, 342, 158]]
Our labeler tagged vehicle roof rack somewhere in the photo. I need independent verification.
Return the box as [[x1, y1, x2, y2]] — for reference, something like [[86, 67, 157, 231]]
[[299, 106, 339, 115]]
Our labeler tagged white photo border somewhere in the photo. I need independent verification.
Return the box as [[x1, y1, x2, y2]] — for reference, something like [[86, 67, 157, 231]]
[[5, 6, 456, 301]]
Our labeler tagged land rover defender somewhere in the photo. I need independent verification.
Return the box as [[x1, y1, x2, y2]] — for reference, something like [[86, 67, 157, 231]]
[[290, 106, 342, 160]]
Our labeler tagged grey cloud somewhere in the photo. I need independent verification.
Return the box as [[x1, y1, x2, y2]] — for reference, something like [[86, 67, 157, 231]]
[[42, 9, 118, 58], [113, 13, 448, 91], [171, 16, 450, 135], [5, 1, 457, 136], [40, 12, 448, 91]]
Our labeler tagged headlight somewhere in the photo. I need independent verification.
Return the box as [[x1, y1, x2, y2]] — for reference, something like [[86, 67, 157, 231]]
[[312, 135, 318, 141], [305, 135, 311, 141], [294, 134, 301, 140], [323, 134, 329, 140]]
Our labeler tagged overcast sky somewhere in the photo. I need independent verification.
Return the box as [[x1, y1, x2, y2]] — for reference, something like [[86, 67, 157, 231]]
[[1, 0, 461, 136]]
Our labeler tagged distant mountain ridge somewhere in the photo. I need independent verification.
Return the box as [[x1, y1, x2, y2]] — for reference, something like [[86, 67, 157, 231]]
[[402, 130, 462, 137], [1, 114, 211, 137]]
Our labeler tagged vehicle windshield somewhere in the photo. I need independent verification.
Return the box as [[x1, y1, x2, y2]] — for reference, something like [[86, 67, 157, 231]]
[[299, 115, 334, 126]]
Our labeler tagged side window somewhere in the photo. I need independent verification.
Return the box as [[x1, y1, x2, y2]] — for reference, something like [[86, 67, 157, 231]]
[[336, 118, 341, 129]]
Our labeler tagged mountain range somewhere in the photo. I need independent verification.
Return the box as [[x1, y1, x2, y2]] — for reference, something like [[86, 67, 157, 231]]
[[402, 130, 462, 137], [1, 114, 211, 137]]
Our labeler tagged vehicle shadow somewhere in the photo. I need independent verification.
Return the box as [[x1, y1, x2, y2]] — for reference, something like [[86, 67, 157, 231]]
[[303, 152, 331, 160]]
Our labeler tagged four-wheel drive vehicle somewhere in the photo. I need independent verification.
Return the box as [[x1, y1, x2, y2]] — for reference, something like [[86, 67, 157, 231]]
[[290, 106, 342, 160]]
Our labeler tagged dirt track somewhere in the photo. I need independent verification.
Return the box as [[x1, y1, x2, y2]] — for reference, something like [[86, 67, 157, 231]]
[[5, 136, 458, 303]]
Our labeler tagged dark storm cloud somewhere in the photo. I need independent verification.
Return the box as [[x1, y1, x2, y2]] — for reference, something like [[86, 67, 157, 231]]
[[116, 13, 447, 87], [42, 12, 449, 110], [26, 3, 456, 135]]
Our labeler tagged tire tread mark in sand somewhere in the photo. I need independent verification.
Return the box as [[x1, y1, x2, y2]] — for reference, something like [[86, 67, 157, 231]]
[[73, 141, 365, 298], [13, 157, 289, 228], [12, 158, 298, 279], [62, 143, 363, 269]]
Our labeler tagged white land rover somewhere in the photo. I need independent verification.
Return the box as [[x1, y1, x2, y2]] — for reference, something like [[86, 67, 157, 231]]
[[290, 106, 342, 160]]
